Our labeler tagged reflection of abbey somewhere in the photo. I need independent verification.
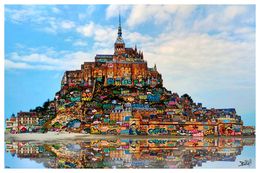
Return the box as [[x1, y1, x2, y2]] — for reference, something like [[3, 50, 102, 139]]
[[62, 16, 162, 88], [5, 137, 256, 168]]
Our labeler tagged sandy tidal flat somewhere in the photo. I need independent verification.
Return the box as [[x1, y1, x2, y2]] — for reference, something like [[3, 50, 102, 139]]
[[5, 132, 90, 142]]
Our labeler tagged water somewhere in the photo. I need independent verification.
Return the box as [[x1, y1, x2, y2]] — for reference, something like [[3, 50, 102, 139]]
[[5, 137, 255, 169]]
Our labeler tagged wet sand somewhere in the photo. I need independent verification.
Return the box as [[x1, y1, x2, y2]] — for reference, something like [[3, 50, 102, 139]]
[[5, 132, 90, 142], [5, 132, 255, 142]]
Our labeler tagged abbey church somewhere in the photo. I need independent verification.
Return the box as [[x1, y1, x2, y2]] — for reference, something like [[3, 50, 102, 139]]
[[61, 16, 162, 88]]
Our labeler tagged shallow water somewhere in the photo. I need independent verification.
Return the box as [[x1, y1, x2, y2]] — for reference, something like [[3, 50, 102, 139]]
[[5, 137, 255, 169]]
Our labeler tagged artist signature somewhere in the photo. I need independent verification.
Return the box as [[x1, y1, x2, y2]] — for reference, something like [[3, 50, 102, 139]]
[[238, 159, 252, 167]]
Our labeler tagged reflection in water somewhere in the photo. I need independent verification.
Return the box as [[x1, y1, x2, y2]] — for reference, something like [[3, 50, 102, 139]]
[[5, 137, 255, 168]]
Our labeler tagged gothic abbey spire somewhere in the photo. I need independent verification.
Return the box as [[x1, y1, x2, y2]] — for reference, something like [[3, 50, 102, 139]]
[[117, 14, 122, 39], [114, 13, 125, 54]]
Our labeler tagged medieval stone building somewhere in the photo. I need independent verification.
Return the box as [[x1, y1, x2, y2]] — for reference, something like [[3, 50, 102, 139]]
[[61, 16, 162, 88]]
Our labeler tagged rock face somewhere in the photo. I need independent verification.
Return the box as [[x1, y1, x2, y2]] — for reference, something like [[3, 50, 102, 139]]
[[5, 17, 254, 136]]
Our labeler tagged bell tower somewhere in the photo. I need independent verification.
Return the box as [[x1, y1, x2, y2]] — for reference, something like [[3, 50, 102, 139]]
[[114, 14, 125, 55]]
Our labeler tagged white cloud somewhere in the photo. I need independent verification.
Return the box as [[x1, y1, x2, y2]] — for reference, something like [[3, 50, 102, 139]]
[[139, 30, 255, 115], [78, 6, 96, 21], [5, 7, 27, 23], [141, 31, 254, 95], [5, 59, 33, 69], [106, 5, 131, 19], [60, 20, 75, 29], [5, 6, 76, 34], [42, 19, 76, 33], [10, 53, 61, 65], [94, 27, 115, 43], [73, 40, 88, 47], [5, 6, 57, 25], [64, 38, 72, 42], [52, 7, 61, 14], [76, 21, 154, 51], [224, 6, 247, 21], [76, 22, 117, 49], [42, 18, 59, 33], [124, 31, 153, 48], [62, 51, 93, 69], [76, 22, 95, 37], [5, 49, 94, 71], [192, 5, 250, 34], [126, 5, 196, 28]]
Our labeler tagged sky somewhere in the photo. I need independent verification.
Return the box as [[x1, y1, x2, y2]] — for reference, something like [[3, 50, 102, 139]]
[[4, 5, 256, 126]]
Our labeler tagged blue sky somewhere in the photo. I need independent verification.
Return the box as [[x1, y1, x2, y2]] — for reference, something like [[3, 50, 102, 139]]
[[4, 5, 255, 126]]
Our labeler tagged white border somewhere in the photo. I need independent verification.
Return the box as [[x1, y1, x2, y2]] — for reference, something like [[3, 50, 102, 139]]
[[0, 0, 258, 173], [0, 0, 5, 171]]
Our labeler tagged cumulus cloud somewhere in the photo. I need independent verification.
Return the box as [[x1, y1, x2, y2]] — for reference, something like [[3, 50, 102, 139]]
[[192, 5, 253, 35], [60, 20, 75, 29], [142, 32, 254, 89], [76, 21, 153, 50], [5, 59, 33, 69], [124, 31, 153, 45], [106, 5, 131, 19], [140, 30, 255, 115], [73, 40, 88, 47], [52, 7, 61, 14], [43, 19, 76, 33], [76, 22, 95, 37], [5, 6, 76, 33], [9, 53, 61, 65], [126, 5, 196, 28], [5, 48, 94, 71], [78, 5, 96, 21], [224, 5, 247, 21], [76, 22, 116, 49], [5, 6, 42, 24]]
